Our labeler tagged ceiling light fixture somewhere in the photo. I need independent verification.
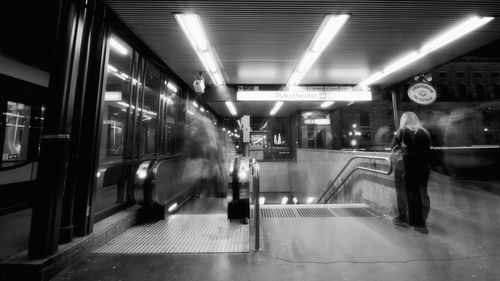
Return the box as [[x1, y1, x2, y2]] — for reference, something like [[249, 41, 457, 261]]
[[320, 101, 335, 108], [270, 101, 284, 116], [287, 14, 350, 87], [358, 15, 494, 88], [174, 13, 225, 86], [225, 101, 237, 116]]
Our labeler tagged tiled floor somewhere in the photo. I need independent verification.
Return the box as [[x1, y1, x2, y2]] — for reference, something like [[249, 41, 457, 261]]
[[50, 172, 500, 280]]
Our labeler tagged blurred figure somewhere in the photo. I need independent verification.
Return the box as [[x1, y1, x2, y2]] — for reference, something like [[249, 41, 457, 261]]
[[179, 114, 230, 198], [390, 111, 431, 233]]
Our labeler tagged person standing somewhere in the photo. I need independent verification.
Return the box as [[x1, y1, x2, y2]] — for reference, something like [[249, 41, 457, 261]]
[[390, 111, 431, 233]]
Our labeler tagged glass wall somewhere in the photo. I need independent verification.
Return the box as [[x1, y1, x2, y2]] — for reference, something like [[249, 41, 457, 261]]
[[98, 35, 133, 160], [95, 34, 134, 216], [163, 81, 179, 154], [93, 31, 193, 219], [140, 62, 161, 155]]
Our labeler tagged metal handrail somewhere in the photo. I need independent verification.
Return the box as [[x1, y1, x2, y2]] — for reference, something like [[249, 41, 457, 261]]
[[317, 155, 392, 204], [251, 158, 260, 251]]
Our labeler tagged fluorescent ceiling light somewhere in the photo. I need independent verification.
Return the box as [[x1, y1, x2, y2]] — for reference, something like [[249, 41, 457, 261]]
[[174, 13, 225, 86], [359, 15, 494, 88], [167, 82, 178, 93], [320, 101, 335, 108], [225, 101, 237, 115], [287, 14, 350, 86], [270, 101, 284, 116], [109, 38, 128, 55]]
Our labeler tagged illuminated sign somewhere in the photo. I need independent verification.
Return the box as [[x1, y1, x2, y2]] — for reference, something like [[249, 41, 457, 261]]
[[236, 90, 371, 101], [407, 82, 436, 105], [304, 118, 330, 125]]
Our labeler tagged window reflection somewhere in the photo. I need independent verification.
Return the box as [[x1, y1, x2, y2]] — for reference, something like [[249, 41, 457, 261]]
[[99, 35, 132, 159], [140, 62, 161, 154], [164, 80, 179, 153], [95, 34, 133, 217]]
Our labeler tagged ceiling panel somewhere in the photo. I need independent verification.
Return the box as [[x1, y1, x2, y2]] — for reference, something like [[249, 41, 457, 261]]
[[104, 0, 500, 117]]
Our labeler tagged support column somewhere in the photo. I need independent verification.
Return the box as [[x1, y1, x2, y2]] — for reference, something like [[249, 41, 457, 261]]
[[28, 0, 80, 259]]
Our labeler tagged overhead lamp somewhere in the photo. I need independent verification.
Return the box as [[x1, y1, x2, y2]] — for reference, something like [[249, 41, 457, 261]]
[[359, 15, 494, 88], [225, 101, 237, 116], [174, 13, 225, 86], [270, 101, 284, 116], [192, 101, 198, 108], [167, 82, 178, 93], [287, 14, 350, 86], [109, 38, 128, 55], [320, 101, 335, 108]]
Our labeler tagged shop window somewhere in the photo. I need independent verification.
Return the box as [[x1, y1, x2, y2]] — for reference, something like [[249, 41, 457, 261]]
[[475, 83, 485, 100], [458, 83, 467, 100], [456, 72, 465, 78], [360, 111, 370, 126], [2, 102, 31, 165], [495, 84, 500, 99], [438, 83, 450, 100]]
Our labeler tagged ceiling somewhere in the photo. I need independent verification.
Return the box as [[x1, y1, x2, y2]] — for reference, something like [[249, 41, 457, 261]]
[[104, 0, 500, 117]]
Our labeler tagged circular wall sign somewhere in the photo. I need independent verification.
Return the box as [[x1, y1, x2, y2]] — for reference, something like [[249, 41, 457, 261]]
[[407, 82, 437, 105]]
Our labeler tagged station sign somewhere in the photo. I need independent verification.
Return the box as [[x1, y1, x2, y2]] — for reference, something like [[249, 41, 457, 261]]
[[407, 82, 436, 105], [304, 118, 330, 125], [236, 90, 371, 101]]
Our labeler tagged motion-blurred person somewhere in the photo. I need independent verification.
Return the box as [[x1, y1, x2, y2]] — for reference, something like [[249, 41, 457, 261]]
[[391, 111, 431, 233], [179, 114, 228, 198]]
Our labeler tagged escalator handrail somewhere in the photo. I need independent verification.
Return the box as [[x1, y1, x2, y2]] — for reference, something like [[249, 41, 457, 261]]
[[134, 154, 186, 206], [317, 155, 392, 204]]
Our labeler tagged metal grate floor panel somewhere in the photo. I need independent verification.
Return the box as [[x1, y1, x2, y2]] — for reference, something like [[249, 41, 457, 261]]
[[296, 208, 335, 218], [94, 214, 248, 254], [261, 208, 297, 218], [259, 204, 378, 219]]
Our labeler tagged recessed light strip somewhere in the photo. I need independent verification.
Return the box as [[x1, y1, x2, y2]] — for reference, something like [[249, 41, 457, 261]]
[[287, 14, 350, 87], [270, 101, 284, 116], [174, 13, 225, 86], [359, 15, 494, 88], [225, 101, 237, 116], [320, 101, 335, 108]]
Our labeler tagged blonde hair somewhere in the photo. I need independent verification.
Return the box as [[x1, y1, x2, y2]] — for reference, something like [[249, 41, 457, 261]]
[[399, 111, 423, 131]]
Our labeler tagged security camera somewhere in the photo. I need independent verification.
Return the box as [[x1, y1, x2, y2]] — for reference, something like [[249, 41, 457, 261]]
[[193, 74, 205, 94]]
